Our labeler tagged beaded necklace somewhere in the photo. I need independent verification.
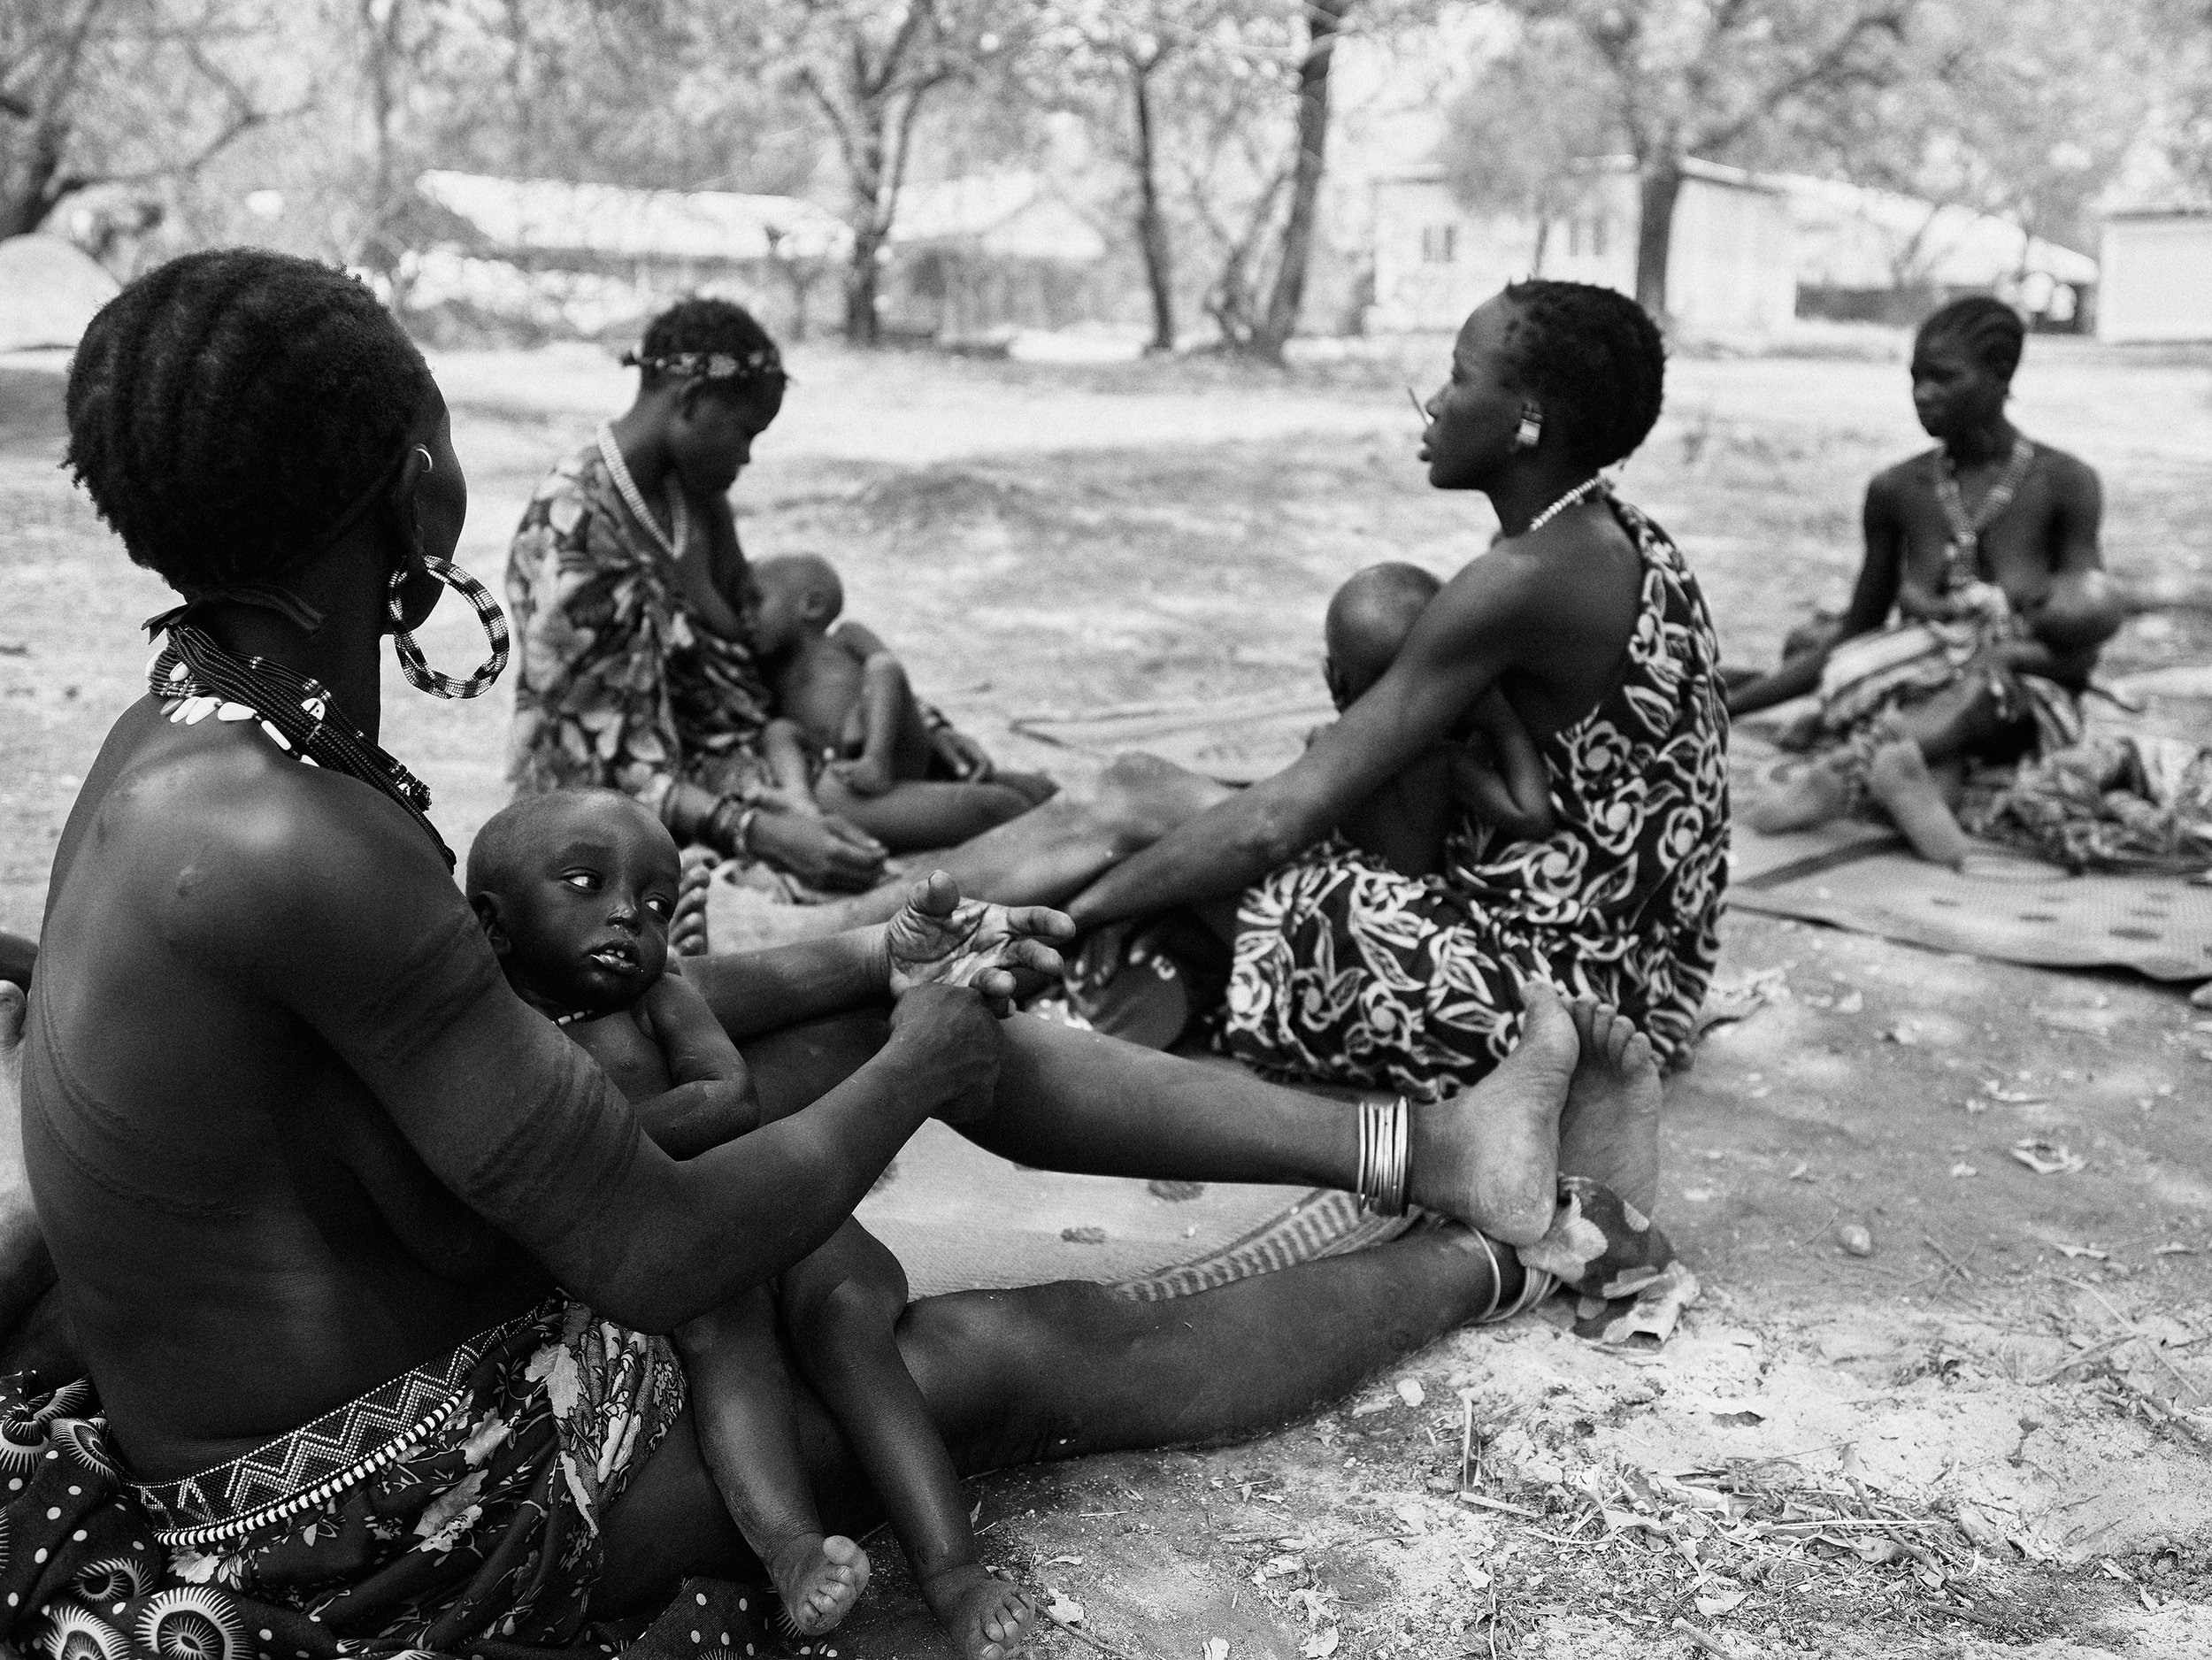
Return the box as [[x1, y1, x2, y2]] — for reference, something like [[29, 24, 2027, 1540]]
[[597, 423, 688, 563], [1935, 435, 2035, 589], [148, 622, 455, 871], [1525, 474, 1607, 534]]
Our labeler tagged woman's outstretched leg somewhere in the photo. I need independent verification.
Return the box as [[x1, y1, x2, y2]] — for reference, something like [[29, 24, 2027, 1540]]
[[593, 1224, 1513, 1618], [729, 753, 1233, 941], [741, 987, 1605, 1248], [597, 1016, 1667, 1617]]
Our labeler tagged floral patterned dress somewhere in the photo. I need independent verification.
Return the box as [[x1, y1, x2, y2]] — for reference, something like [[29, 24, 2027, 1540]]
[[505, 442, 775, 815], [1219, 497, 1730, 1100]]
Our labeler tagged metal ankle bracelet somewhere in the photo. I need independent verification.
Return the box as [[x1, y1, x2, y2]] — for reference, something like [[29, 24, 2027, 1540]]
[[1355, 1095, 1410, 1217]]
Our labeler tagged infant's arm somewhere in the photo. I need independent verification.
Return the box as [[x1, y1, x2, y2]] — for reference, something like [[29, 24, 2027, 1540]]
[[632, 972, 761, 1156], [762, 718, 825, 808], [1453, 689, 1554, 838]]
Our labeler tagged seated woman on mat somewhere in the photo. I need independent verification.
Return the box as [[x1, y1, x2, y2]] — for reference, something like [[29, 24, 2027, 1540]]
[[1, 250, 1678, 1660], [1032, 281, 1729, 1103], [1726, 296, 2122, 868], [504, 298, 1023, 894]]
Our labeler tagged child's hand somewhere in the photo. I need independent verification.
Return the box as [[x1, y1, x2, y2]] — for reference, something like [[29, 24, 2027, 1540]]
[[829, 755, 895, 797], [882, 871, 1075, 1016]]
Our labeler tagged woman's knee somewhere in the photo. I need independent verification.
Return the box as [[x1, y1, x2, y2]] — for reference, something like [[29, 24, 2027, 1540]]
[[897, 1282, 1138, 1467]]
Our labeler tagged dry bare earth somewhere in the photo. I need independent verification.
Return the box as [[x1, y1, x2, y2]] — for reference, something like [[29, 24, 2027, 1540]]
[[4, 335, 2212, 1658]]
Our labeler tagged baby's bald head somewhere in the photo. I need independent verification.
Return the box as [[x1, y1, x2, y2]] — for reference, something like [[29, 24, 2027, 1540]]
[[466, 789, 683, 1014], [1325, 563, 1441, 708], [748, 553, 844, 653]]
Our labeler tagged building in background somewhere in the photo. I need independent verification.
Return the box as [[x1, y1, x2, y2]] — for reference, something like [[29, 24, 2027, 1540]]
[[877, 173, 1110, 342], [407, 168, 1110, 347], [2096, 211, 2212, 342], [1779, 175, 2098, 331], [1367, 158, 1797, 337], [0, 235, 119, 352], [409, 171, 847, 342]]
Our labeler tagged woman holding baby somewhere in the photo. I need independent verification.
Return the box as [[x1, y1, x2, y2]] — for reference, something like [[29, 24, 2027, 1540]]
[[6, 250, 1676, 1660], [503, 298, 1028, 894]]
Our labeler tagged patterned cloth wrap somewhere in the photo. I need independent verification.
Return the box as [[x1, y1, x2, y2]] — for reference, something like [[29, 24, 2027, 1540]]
[[505, 442, 779, 819], [0, 1300, 773, 1660], [1811, 580, 2083, 804], [1961, 732, 2212, 874], [1220, 497, 1730, 1101]]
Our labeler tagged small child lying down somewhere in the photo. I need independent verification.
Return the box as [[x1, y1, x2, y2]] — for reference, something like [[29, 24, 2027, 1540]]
[[465, 789, 1035, 1659], [1322, 561, 1554, 874], [745, 555, 1055, 852]]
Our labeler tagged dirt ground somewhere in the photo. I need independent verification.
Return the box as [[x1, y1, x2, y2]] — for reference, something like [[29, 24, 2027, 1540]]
[[4, 331, 2212, 1659]]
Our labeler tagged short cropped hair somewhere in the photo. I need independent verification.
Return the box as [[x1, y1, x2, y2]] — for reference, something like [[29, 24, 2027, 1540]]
[[1497, 280, 1667, 470], [1916, 296, 2025, 381], [465, 788, 669, 899], [65, 250, 434, 596]]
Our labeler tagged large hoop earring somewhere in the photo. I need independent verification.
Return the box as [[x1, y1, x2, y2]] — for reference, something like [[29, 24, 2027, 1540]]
[[388, 557, 509, 699], [1511, 402, 1542, 451]]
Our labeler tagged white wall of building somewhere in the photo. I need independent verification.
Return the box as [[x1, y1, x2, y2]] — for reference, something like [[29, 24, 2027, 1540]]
[[1370, 165, 1794, 335], [2098, 215, 2212, 343]]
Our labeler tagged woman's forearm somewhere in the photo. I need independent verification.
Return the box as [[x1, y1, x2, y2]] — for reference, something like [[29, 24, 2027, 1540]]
[[1067, 790, 1287, 930], [1726, 650, 1825, 716], [687, 926, 891, 1040]]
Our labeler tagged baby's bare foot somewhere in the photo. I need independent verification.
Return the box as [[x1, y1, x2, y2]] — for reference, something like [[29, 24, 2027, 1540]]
[[1746, 759, 1851, 834], [921, 1563, 1035, 1660], [1408, 983, 1578, 1246], [1559, 999, 1663, 1219], [769, 1533, 871, 1636]]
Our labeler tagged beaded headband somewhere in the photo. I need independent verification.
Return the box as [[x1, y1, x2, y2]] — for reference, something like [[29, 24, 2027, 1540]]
[[621, 346, 787, 387]]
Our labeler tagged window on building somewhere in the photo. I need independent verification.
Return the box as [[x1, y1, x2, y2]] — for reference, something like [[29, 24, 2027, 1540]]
[[1420, 223, 1457, 264]]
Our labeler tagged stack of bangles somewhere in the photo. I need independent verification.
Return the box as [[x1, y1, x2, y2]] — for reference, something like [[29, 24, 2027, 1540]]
[[704, 795, 764, 860], [1356, 1095, 1558, 1325]]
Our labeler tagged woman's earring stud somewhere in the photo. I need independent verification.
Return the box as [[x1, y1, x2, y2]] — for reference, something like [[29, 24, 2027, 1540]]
[[415, 445, 434, 472], [1512, 403, 1542, 451]]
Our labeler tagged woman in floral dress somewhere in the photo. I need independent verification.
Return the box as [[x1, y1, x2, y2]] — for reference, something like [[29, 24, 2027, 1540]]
[[505, 299, 994, 890], [1064, 281, 1731, 1101]]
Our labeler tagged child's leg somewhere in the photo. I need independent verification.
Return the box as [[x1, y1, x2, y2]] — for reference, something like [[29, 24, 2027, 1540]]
[[810, 776, 1041, 852], [1339, 748, 1457, 876], [783, 1221, 1034, 1660], [677, 1289, 872, 1635]]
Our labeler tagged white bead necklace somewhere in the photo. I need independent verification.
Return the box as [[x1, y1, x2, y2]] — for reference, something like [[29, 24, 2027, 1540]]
[[1524, 474, 1607, 534], [597, 422, 689, 562]]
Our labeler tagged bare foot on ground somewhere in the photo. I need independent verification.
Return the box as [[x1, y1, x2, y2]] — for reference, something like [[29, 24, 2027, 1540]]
[[1744, 758, 1851, 834], [1866, 739, 1972, 868], [769, 1533, 871, 1636], [1409, 983, 1578, 1247], [920, 1563, 1035, 1660], [1558, 999, 1663, 1218]]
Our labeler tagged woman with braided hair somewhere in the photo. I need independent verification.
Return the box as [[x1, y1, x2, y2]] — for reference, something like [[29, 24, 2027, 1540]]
[[505, 297, 1013, 893], [7, 251, 1680, 1660]]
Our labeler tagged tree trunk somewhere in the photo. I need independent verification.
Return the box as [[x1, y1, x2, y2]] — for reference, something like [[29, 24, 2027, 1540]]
[[1250, 0, 1355, 363], [1129, 56, 1176, 354], [1531, 215, 1549, 278], [841, 111, 888, 346], [1633, 156, 1685, 321]]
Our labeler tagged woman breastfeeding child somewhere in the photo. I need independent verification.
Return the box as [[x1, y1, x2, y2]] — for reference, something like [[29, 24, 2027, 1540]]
[[504, 299, 1049, 897]]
